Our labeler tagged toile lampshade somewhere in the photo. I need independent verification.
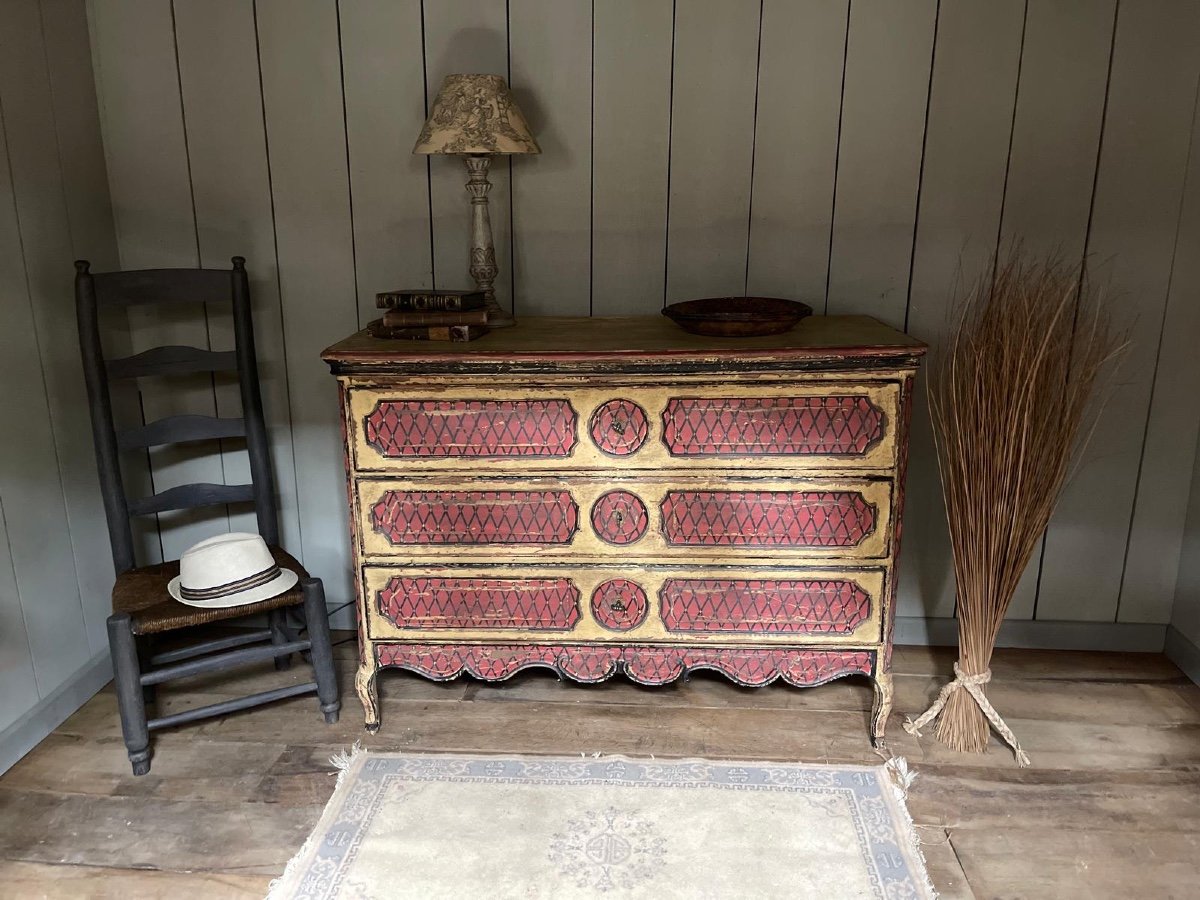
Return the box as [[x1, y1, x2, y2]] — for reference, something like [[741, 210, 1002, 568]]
[[413, 74, 541, 156]]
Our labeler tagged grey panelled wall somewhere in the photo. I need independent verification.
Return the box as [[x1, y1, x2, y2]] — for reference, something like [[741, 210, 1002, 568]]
[[77, 0, 1200, 634], [0, 0, 118, 740]]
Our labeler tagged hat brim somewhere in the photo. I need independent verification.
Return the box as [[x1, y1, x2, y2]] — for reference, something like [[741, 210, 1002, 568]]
[[167, 568, 299, 608]]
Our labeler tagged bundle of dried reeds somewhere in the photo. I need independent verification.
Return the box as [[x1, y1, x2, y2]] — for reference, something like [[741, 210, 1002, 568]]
[[906, 251, 1125, 763]]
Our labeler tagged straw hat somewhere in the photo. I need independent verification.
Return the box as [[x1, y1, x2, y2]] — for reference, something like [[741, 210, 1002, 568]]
[[168, 532, 298, 608]]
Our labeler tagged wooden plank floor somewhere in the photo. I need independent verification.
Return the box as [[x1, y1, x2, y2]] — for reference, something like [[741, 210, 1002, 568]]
[[1, 635, 1198, 899]]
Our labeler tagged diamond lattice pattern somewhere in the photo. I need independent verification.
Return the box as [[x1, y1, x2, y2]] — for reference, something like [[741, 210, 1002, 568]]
[[364, 399, 577, 458], [371, 490, 578, 545], [660, 578, 871, 634], [376, 577, 581, 630], [662, 396, 884, 456], [661, 490, 876, 547]]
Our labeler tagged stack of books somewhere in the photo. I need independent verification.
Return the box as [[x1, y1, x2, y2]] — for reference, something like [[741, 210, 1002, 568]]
[[369, 289, 489, 341]]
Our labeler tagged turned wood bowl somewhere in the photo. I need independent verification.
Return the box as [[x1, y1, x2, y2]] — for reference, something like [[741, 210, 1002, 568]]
[[662, 296, 814, 337]]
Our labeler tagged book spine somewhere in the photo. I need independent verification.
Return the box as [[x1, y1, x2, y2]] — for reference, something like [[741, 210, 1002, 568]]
[[371, 322, 488, 341], [376, 293, 485, 311], [382, 308, 489, 327]]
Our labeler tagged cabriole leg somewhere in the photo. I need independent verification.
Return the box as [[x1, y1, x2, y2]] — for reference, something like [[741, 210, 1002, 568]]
[[871, 671, 894, 750], [355, 654, 380, 733]]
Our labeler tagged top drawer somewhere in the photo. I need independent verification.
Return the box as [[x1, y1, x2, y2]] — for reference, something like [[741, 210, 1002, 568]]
[[345, 381, 899, 473]]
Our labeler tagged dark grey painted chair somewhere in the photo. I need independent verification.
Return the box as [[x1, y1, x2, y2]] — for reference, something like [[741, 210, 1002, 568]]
[[75, 257, 340, 776]]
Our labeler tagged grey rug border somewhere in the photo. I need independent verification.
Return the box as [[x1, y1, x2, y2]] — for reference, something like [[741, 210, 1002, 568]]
[[268, 750, 935, 900]]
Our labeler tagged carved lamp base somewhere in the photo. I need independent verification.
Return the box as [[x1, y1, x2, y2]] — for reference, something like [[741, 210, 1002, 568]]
[[463, 154, 514, 328]]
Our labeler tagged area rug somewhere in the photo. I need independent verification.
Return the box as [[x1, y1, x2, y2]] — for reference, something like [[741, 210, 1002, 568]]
[[268, 750, 934, 899]]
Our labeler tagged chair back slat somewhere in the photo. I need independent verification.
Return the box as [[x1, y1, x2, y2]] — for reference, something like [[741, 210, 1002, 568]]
[[117, 415, 246, 450], [75, 257, 280, 573], [92, 268, 231, 307], [107, 346, 238, 379], [128, 483, 257, 517]]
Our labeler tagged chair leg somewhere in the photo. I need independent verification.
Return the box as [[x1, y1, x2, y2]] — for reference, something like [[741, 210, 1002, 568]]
[[136, 635, 156, 708], [301, 578, 341, 724], [269, 608, 293, 671], [108, 613, 151, 776]]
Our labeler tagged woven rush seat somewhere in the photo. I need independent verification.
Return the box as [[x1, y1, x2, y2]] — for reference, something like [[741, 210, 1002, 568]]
[[113, 545, 308, 635]]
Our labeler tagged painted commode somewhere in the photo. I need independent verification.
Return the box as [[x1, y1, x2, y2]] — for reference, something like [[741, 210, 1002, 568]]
[[322, 315, 925, 747]]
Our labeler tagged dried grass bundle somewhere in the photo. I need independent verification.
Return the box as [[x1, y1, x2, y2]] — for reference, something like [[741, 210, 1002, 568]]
[[910, 251, 1125, 761]]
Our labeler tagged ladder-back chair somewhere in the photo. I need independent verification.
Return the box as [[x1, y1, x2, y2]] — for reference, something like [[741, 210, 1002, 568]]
[[75, 256, 339, 776]]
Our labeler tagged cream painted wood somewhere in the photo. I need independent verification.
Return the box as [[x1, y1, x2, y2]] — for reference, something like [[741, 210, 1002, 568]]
[[173, 0, 301, 549], [0, 99, 91, 696], [355, 475, 894, 563], [340, 0, 434, 325], [422, 0, 513, 314], [89, 0, 222, 563], [590, 0, 672, 315], [746, 0, 848, 305], [361, 564, 886, 646], [997, 0, 1117, 620], [664, 0, 761, 303], [255, 0, 358, 605], [899, 0, 1026, 620], [1039, 0, 1200, 621], [509, 0, 592, 316], [345, 380, 902, 475], [1121, 81, 1200, 624], [825, 0, 937, 326], [0, 495, 39, 733], [0, 0, 115, 652]]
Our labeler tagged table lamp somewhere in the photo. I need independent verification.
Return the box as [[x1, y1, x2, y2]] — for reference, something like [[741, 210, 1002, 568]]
[[414, 74, 540, 328]]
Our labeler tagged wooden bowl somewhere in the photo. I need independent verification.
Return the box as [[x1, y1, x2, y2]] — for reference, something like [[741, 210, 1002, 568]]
[[662, 296, 814, 337]]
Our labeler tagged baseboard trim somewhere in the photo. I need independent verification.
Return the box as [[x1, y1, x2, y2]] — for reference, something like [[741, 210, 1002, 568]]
[[1165, 626, 1200, 685], [895, 617, 1167, 652], [0, 651, 112, 775]]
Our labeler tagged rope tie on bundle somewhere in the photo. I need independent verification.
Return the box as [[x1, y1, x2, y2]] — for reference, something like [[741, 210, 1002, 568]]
[[903, 663, 1031, 767]]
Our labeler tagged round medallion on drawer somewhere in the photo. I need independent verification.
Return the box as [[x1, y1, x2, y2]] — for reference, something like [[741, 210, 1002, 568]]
[[589, 399, 649, 456], [590, 490, 649, 545], [591, 579, 648, 631]]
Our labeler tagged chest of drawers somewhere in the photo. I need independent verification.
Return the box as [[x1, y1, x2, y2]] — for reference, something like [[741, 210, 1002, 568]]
[[323, 315, 924, 748]]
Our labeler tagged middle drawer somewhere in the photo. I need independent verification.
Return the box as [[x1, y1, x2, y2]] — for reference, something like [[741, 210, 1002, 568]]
[[356, 475, 893, 562]]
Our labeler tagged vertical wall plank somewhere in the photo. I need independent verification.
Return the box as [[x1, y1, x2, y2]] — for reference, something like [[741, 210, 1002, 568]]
[[423, 1, 513, 312], [256, 0, 358, 607], [172, 0, 303, 548], [998, 0, 1116, 619], [825, 0, 937, 326], [341, 0, 433, 326], [1038, 0, 1200, 621], [509, 0, 592, 316], [746, 0, 848, 305], [0, 0, 115, 652], [665, 0, 761, 303], [590, 0, 672, 315], [899, 0, 1026, 620], [89, 0, 224, 562], [0, 497, 39, 732], [1120, 78, 1200, 623], [0, 102, 91, 694]]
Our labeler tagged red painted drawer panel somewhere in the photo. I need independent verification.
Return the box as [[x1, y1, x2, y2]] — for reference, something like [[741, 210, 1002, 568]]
[[660, 578, 871, 634], [370, 489, 578, 545], [376, 576, 581, 630], [662, 396, 886, 457], [363, 399, 578, 458], [660, 490, 876, 547]]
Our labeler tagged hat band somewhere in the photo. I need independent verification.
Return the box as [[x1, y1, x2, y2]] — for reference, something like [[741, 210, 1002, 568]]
[[179, 564, 281, 602]]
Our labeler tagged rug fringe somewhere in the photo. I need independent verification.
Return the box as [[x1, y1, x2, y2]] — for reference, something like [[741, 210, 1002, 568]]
[[881, 757, 938, 900], [265, 743, 366, 899], [330, 741, 365, 789]]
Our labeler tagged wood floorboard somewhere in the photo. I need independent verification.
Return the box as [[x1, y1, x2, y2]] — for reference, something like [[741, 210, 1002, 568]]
[[2, 635, 1197, 898]]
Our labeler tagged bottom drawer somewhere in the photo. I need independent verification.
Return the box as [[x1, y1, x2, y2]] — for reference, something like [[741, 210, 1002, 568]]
[[361, 564, 885, 645]]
